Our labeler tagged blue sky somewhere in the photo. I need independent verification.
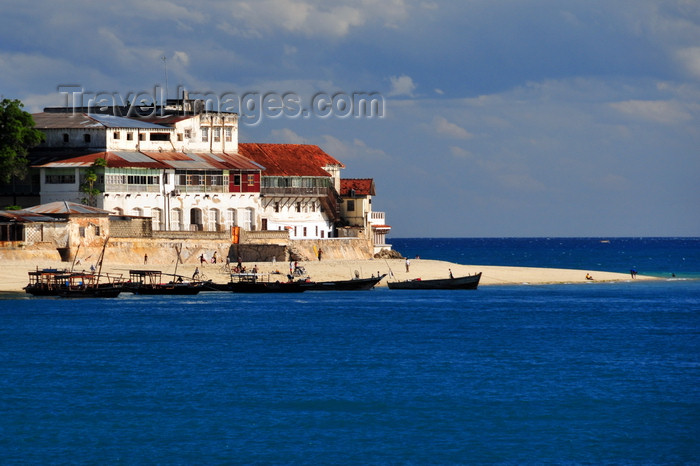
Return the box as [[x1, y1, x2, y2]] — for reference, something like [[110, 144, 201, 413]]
[[1, 0, 699, 236]]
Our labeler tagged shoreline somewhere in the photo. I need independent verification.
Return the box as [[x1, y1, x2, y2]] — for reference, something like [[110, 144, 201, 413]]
[[0, 258, 658, 293]]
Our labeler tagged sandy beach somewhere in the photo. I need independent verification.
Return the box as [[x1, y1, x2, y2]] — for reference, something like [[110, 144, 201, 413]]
[[1, 257, 655, 293]]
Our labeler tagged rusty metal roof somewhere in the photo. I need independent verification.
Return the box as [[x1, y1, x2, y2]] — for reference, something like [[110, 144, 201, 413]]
[[142, 151, 262, 170], [0, 210, 64, 223], [88, 113, 171, 129], [32, 112, 103, 129], [21, 201, 112, 216], [340, 178, 376, 196], [35, 151, 261, 171], [238, 143, 344, 177], [32, 112, 170, 130]]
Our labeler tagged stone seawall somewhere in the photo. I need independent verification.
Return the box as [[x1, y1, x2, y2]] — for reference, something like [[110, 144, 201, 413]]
[[0, 236, 375, 266]]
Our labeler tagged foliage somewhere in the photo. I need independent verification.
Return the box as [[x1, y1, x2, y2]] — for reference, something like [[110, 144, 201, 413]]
[[3, 205, 22, 210], [0, 99, 44, 184], [80, 157, 107, 206]]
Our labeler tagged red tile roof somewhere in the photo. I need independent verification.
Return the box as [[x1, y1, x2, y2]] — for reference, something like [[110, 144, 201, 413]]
[[238, 143, 344, 177], [340, 178, 375, 196]]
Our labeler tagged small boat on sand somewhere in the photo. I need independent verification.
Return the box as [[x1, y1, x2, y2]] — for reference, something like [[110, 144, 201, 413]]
[[387, 272, 481, 290]]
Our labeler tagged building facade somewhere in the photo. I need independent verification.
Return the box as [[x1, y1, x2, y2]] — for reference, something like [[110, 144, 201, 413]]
[[13, 100, 391, 249]]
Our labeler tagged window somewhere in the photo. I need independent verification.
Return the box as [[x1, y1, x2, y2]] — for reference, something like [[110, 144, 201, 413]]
[[242, 208, 253, 231], [150, 132, 169, 141], [79, 227, 86, 237], [274, 202, 279, 213], [177, 133, 183, 141], [113, 131, 120, 139], [247, 174, 255, 186], [170, 208, 182, 231], [152, 208, 162, 231], [201, 127, 209, 142], [63, 133, 69, 143], [127, 132, 133, 141], [84, 134, 91, 143], [184, 129, 192, 139], [139, 133, 145, 141], [347, 200, 355, 212], [233, 174, 241, 186], [296, 202, 301, 213], [303, 227, 307, 237], [208, 209, 220, 231], [225, 127, 232, 142], [213, 128, 220, 142], [45, 171, 76, 184], [226, 208, 236, 228]]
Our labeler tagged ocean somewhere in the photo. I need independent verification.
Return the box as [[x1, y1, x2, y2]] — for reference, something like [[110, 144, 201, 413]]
[[1, 238, 699, 464]]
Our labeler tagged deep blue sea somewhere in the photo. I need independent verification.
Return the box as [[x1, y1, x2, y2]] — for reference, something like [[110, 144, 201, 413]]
[[1, 238, 699, 464]]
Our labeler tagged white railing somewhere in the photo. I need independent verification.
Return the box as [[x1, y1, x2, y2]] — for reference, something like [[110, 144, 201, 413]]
[[369, 211, 385, 224]]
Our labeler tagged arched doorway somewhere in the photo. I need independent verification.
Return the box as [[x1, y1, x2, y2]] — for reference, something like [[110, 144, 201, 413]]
[[190, 208, 203, 231]]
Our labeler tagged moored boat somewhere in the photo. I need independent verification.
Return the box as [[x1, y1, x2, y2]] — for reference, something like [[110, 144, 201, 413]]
[[387, 272, 481, 290], [24, 268, 71, 296], [124, 270, 204, 295], [219, 272, 307, 293], [302, 274, 387, 291]]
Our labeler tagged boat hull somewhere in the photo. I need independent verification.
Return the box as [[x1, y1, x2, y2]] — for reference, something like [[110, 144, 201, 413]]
[[58, 285, 123, 298], [125, 284, 203, 295], [387, 273, 481, 290], [227, 281, 307, 293], [302, 274, 386, 291]]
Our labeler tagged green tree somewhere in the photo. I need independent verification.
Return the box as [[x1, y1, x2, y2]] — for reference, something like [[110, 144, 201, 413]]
[[80, 157, 107, 206], [0, 99, 44, 184]]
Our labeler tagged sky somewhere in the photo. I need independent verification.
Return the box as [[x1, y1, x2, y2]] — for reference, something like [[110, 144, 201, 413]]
[[1, 0, 699, 237]]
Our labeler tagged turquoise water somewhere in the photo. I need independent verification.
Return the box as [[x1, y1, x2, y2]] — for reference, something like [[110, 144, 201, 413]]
[[1, 238, 699, 464]]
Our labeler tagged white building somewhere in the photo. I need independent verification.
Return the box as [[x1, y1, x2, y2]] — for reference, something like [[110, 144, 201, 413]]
[[29, 107, 361, 241]]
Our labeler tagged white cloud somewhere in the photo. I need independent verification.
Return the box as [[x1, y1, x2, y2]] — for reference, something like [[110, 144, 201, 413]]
[[388, 75, 416, 97], [310, 134, 388, 161], [225, 0, 408, 38], [609, 99, 692, 124], [676, 47, 700, 79], [433, 116, 472, 139], [269, 128, 308, 144], [172, 51, 190, 68], [449, 146, 472, 159]]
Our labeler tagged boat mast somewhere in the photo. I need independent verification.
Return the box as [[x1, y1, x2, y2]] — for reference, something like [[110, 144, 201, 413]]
[[96, 236, 110, 283], [70, 243, 81, 272]]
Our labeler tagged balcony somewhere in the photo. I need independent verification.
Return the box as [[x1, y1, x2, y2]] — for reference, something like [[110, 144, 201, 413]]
[[260, 186, 328, 196], [369, 211, 386, 225]]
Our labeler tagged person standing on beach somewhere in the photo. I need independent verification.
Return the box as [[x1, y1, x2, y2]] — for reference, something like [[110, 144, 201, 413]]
[[144, 253, 148, 265], [405, 258, 410, 272], [318, 248, 323, 261]]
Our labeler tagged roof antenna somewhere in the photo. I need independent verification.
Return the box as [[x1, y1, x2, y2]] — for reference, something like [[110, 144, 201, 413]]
[[161, 55, 169, 105]]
